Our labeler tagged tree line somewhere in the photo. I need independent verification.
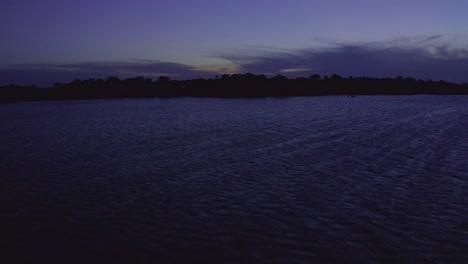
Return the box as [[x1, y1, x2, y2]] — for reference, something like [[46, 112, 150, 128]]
[[1, 73, 467, 102]]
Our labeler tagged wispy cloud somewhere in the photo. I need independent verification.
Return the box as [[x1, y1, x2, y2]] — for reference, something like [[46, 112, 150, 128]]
[[1, 36, 468, 86], [217, 35, 468, 82], [280, 68, 312, 73], [0, 60, 217, 87]]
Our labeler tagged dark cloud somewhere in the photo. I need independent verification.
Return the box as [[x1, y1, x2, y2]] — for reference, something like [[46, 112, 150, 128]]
[[218, 37, 468, 83], [416, 34, 443, 43], [0, 60, 214, 87], [2, 37, 468, 87]]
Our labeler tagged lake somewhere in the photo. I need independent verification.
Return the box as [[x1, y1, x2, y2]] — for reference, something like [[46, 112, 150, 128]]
[[1, 96, 467, 263]]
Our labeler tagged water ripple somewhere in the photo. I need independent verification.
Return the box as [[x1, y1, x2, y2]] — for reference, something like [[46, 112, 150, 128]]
[[1, 96, 467, 263]]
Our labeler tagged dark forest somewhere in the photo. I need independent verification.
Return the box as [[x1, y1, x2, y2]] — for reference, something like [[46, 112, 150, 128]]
[[1, 73, 467, 102]]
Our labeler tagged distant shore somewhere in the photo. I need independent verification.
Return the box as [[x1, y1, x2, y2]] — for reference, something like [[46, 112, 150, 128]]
[[1, 74, 467, 102]]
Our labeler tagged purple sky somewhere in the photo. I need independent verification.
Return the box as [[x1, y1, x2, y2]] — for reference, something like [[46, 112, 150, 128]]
[[1, 0, 468, 86]]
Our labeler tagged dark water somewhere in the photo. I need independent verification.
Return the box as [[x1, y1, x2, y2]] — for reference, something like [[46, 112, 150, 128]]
[[1, 96, 467, 263]]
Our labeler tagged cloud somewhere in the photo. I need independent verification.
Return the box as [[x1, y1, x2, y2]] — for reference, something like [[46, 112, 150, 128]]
[[217, 36, 468, 83], [417, 34, 443, 43], [280, 68, 312, 73], [0, 60, 217, 87], [2, 36, 468, 86]]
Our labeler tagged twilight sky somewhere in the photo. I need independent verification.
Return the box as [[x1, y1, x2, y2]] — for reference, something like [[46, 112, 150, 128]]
[[1, 0, 468, 86]]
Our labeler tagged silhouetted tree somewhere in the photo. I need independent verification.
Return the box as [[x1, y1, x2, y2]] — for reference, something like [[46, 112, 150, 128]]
[[309, 74, 321, 81], [106, 76, 120, 83], [1, 73, 467, 102], [158, 76, 170, 83], [331, 74, 343, 80]]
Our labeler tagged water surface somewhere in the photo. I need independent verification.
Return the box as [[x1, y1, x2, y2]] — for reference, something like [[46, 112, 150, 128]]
[[1, 96, 467, 263]]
